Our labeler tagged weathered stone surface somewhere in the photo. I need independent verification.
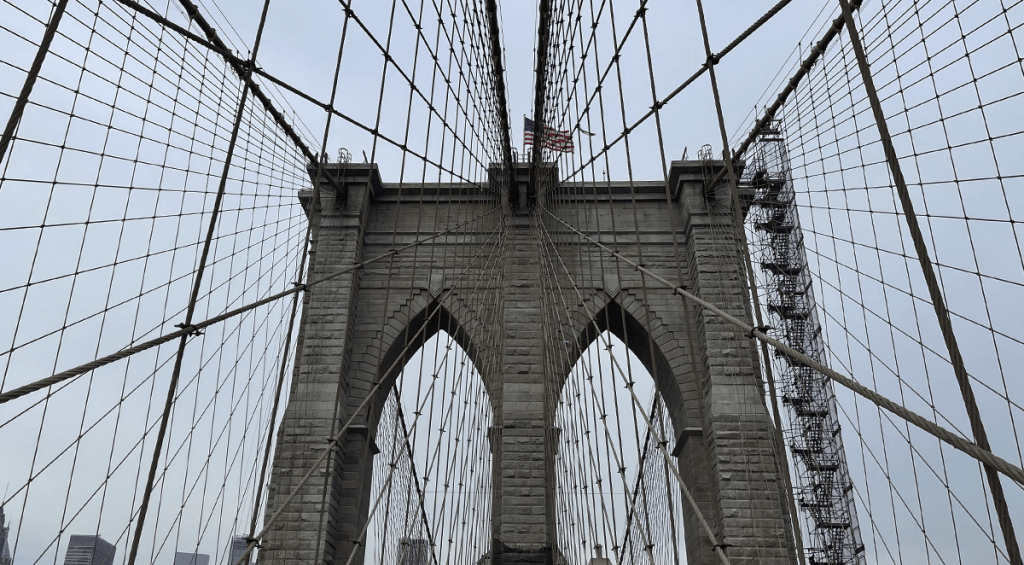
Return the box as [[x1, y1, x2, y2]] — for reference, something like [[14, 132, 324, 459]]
[[260, 162, 797, 565]]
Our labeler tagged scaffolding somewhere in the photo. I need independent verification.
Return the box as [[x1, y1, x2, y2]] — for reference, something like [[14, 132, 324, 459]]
[[748, 121, 866, 565]]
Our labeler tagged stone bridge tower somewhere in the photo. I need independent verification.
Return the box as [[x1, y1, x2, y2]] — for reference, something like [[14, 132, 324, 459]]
[[258, 161, 798, 565]]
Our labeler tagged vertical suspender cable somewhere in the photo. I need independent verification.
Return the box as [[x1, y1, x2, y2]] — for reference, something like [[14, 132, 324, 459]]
[[834, 1, 1022, 563], [126, 2, 275, 564]]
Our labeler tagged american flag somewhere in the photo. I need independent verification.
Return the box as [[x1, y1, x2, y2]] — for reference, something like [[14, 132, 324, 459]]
[[524, 117, 574, 152]]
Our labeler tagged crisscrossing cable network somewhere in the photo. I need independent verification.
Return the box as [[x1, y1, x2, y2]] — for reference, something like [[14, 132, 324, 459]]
[[1, 1, 1023, 564]]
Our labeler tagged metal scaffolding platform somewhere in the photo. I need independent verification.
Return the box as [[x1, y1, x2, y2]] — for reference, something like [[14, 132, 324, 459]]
[[748, 121, 866, 565]]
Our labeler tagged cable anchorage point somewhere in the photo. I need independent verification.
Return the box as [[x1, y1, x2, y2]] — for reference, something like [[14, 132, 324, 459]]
[[174, 323, 204, 336]]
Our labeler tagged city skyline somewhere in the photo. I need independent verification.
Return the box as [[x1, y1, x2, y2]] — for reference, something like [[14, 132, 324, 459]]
[[0, 524, 250, 565]]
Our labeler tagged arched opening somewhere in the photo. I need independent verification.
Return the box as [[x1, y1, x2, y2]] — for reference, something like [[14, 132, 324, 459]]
[[569, 299, 694, 441], [362, 328, 494, 565], [369, 300, 493, 422], [555, 323, 690, 564]]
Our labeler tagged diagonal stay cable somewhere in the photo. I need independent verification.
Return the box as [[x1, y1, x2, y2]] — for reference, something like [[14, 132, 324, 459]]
[[172, 0, 317, 165], [109, 0, 494, 191], [243, 0, 358, 544], [126, 2, 276, 562], [704, 0, 864, 189], [0, 0, 71, 165], [112, 0, 345, 193], [0, 205, 501, 406], [534, 212, 730, 565], [333, 0, 497, 161], [560, 0, 797, 181], [541, 206, 1024, 488], [835, 0, 1021, 561]]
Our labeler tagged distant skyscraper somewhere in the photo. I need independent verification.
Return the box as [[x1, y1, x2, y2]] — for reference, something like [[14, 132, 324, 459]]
[[398, 538, 430, 565], [227, 537, 249, 565], [0, 505, 12, 565], [172, 552, 210, 565], [63, 535, 115, 565]]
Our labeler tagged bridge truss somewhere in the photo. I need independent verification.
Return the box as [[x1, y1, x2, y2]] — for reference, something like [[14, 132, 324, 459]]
[[1, 0, 1023, 564]]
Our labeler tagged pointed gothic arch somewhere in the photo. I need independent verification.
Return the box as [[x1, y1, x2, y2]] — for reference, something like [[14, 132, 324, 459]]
[[366, 289, 497, 428], [326, 287, 497, 565], [559, 290, 703, 442], [362, 304, 496, 565]]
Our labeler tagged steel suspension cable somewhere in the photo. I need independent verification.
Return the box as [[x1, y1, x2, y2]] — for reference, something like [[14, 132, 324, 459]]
[[542, 206, 1024, 488], [534, 214, 732, 565], [126, 2, 275, 563], [714, 0, 865, 187], [0, 0, 71, 164], [834, 0, 1021, 560], [690, 0, 809, 560], [230, 209, 507, 565], [0, 205, 500, 406]]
